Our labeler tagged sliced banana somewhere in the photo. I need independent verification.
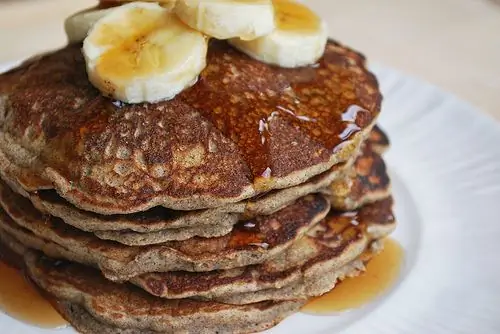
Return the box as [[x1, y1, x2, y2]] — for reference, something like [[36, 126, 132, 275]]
[[100, 0, 177, 11], [229, 0, 328, 68], [65, 7, 117, 43], [65, 1, 177, 43], [175, 0, 275, 40], [83, 2, 208, 103]]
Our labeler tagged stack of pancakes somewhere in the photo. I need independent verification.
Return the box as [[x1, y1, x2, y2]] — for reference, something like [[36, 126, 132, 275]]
[[0, 40, 395, 333]]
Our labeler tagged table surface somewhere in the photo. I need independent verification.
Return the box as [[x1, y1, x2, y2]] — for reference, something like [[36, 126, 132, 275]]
[[0, 0, 499, 120]]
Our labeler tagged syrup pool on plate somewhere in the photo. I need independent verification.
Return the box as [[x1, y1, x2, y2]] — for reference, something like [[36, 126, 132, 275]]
[[0, 247, 67, 329], [303, 238, 404, 314]]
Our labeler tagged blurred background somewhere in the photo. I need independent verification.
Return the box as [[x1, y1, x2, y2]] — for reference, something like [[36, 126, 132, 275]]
[[0, 0, 499, 119]]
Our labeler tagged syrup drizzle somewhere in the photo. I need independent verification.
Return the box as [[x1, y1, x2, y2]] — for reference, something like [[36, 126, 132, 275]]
[[181, 40, 377, 181]]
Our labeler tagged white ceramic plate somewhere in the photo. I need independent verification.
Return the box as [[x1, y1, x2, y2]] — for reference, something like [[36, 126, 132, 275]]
[[1, 63, 500, 334]]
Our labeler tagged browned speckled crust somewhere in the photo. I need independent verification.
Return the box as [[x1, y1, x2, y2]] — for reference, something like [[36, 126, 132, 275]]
[[369, 125, 390, 154], [131, 198, 395, 303], [327, 143, 391, 210], [0, 181, 329, 280], [0, 40, 381, 214]]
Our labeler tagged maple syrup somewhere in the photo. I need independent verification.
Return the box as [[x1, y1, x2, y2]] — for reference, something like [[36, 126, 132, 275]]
[[228, 194, 326, 250], [0, 245, 67, 328], [228, 220, 266, 249], [302, 238, 404, 314], [182, 40, 378, 180]]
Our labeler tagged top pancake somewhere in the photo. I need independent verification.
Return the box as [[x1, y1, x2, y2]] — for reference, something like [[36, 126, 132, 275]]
[[0, 40, 381, 214]]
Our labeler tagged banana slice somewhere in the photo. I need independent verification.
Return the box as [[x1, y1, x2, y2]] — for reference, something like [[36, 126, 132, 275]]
[[229, 0, 328, 68], [65, 7, 117, 43], [65, 1, 177, 43], [83, 2, 208, 103], [100, 0, 177, 11], [174, 0, 275, 40]]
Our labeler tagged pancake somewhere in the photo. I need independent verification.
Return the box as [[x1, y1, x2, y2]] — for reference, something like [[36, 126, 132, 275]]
[[0, 229, 301, 334], [0, 186, 329, 281], [326, 143, 391, 211], [0, 40, 381, 214], [53, 301, 294, 334], [93, 156, 352, 245], [20, 127, 386, 246], [26, 159, 350, 242], [369, 125, 390, 154], [0, 140, 383, 248], [131, 198, 395, 304]]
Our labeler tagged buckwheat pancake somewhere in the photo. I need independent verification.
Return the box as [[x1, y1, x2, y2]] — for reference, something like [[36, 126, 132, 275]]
[[369, 125, 390, 154], [0, 188, 329, 280], [25, 158, 350, 242], [327, 143, 391, 211], [53, 301, 297, 334], [0, 40, 381, 214], [19, 128, 386, 246], [131, 198, 395, 304], [0, 138, 383, 248], [0, 230, 302, 334], [95, 144, 388, 246]]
